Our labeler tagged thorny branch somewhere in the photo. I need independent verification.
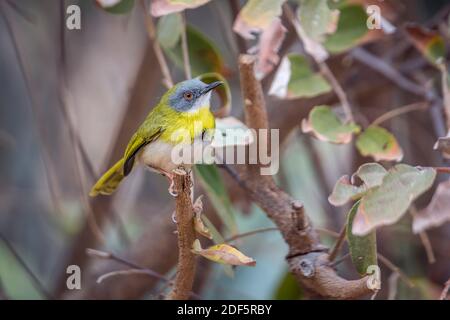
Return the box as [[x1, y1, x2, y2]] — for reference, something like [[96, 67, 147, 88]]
[[168, 171, 197, 300]]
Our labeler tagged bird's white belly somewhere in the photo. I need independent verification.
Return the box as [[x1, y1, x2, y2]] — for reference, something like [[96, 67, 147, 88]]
[[138, 137, 212, 174]]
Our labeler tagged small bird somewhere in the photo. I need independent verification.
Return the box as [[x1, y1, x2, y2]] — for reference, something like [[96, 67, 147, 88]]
[[89, 78, 222, 197]]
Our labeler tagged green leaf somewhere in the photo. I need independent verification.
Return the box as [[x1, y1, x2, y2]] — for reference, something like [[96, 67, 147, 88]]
[[405, 24, 446, 66], [164, 25, 226, 76], [356, 126, 403, 162], [301, 105, 360, 144], [195, 164, 238, 234], [156, 13, 182, 49], [329, 163, 387, 206], [202, 215, 234, 277], [352, 164, 437, 236], [347, 201, 378, 275], [324, 4, 368, 53], [298, 0, 337, 42], [269, 54, 331, 99], [96, 0, 134, 14], [233, 0, 286, 39], [273, 271, 303, 300]]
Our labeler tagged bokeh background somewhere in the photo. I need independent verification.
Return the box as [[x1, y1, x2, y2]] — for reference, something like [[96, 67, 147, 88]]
[[0, 0, 449, 299]]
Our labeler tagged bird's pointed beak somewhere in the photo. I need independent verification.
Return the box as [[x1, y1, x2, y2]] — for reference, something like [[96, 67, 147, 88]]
[[201, 81, 223, 95]]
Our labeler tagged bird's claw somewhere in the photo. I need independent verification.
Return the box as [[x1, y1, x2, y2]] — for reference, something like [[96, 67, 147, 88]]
[[173, 166, 188, 176], [171, 211, 177, 223], [168, 179, 178, 197]]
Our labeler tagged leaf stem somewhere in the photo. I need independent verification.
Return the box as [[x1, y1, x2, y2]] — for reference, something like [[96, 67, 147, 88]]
[[225, 227, 279, 243], [328, 225, 346, 262], [371, 102, 429, 126], [140, 0, 173, 88]]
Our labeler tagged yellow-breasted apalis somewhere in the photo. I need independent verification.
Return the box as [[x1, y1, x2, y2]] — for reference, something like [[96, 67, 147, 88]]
[[89, 79, 222, 197]]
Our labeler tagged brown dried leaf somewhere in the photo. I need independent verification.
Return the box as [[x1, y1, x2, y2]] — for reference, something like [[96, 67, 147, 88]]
[[250, 18, 287, 80]]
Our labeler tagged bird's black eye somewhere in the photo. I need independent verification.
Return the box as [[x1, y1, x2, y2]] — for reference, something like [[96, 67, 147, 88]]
[[183, 91, 193, 101]]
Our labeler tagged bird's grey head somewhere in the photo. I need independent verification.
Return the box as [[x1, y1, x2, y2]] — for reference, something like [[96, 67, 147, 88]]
[[168, 79, 222, 112]]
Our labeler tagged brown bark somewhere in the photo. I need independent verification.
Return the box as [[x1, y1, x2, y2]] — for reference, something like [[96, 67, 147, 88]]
[[232, 54, 372, 299], [168, 172, 196, 300]]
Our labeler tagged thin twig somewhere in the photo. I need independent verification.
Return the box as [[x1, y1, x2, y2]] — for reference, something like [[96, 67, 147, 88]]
[[87, 248, 201, 299], [329, 252, 350, 267], [318, 63, 354, 122], [409, 206, 436, 264], [372, 102, 429, 126], [328, 225, 346, 262], [0, 234, 52, 299], [351, 48, 438, 102], [140, 0, 173, 88], [86, 248, 170, 283], [284, 4, 354, 123], [435, 166, 450, 174], [180, 12, 192, 80], [378, 253, 415, 288], [97, 269, 164, 284], [316, 227, 340, 238], [225, 227, 279, 243], [418, 231, 436, 264], [387, 272, 400, 300], [440, 278, 450, 300]]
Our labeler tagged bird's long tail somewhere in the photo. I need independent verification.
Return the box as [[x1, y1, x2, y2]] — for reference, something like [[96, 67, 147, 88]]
[[89, 159, 125, 197]]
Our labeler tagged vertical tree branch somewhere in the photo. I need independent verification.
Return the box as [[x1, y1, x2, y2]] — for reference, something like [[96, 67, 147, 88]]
[[168, 171, 196, 300]]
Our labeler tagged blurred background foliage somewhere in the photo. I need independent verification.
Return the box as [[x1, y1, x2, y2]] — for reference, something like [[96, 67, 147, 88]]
[[0, 0, 449, 300]]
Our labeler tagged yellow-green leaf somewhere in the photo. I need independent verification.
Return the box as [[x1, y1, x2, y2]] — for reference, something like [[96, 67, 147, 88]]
[[356, 126, 403, 162], [192, 239, 256, 266], [164, 25, 226, 76], [324, 4, 368, 53], [347, 201, 378, 275], [151, 0, 211, 17], [301, 105, 360, 144], [405, 24, 446, 66], [269, 54, 332, 99], [233, 0, 286, 39], [328, 163, 387, 206], [352, 164, 436, 236]]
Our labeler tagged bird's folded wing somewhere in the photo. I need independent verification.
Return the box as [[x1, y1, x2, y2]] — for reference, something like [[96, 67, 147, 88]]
[[123, 127, 164, 176]]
